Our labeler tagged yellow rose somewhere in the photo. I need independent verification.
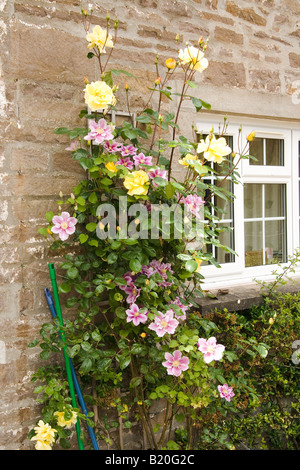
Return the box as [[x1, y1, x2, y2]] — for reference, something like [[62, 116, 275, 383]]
[[31, 420, 56, 445], [123, 170, 149, 196], [197, 134, 232, 164], [84, 81, 116, 112], [34, 440, 53, 450], [105, 162, 118, 173], [86, 25, 114, 52], [179, 153, 198, 167], [54, 410, 78, 429], [178, 45, 208, 72]]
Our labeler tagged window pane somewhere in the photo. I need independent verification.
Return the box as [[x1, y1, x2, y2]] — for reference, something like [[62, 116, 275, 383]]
[[215, 223, 235, 263], [265, 184, 285, 218], [266, 139, 284, 166], [244, 183, 262, 218], [249, 137, 284, 166], [249, 137, 264, 165], [215, 180, 234, 220], [245, 221, 263, 266], [265, 220, 286, 264]]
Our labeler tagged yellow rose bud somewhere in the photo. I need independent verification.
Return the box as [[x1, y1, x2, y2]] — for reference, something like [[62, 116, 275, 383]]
[[140, 333, 146, 338], [269, 317, 274, 325], [166, 58, 176, 69], [154, 76, 161, 86], [247, 131, 256, 142], [125, 82, 129, 91]]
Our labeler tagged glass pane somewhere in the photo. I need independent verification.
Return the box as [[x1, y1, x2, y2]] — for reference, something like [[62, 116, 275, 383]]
[[244, 183, 262, 219], [215, 180, 234, 220], [249, 137, 264, 165], [265, 184, 285, 218], [215, 223, 235, 263], [266, 139, 284, 166], [244, 221, 263, 266], [265, 220, 286, 264]]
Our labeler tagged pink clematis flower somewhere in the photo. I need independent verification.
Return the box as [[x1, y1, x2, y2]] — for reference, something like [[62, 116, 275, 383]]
[[133, 153, 153, 168], [148, 168, 168, 187], [126, 303, 148, 326], [104, 141, 123, 153], [148, 310, 179, 337], [218, 383, 235, 402], [197, 337, 225, 364], [65, 139, 80, 151], [121, 144, 137, 157], [84, 119, 115, 144], [51, 212, 77, 241], [116, 156, 134, 170], [181, 194, 205, 218], [162, 350, 189, 377], [169, 297, 192, 321]]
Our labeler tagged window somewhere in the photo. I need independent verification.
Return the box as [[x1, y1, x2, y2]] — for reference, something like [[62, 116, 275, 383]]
[[195, 119, 299, 287]]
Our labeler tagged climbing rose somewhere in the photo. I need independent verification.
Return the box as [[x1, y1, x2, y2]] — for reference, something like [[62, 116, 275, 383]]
[[123, 170, 150, 196], [178, 45, 208, 72], [84, 119, 115, 144], [197, 337, 225, 364], [197, 134, 232, 164], [148, 310, 179, 337], [51, 212, 77, 241], [31, 420, 56, 446], [84, 81, 116, 111], [162, 350, 189, 377], [126, 303, 148, 326], [86, 25, 114, 52], [54, 410, 78, 429], [218, 383, 235, 402]]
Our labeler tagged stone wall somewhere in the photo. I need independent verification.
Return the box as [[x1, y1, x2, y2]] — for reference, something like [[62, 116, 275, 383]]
[[0, 0, 299, 450]]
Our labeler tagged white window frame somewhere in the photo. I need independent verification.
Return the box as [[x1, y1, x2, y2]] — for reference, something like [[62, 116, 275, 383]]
[[195, 117, 300, 288]]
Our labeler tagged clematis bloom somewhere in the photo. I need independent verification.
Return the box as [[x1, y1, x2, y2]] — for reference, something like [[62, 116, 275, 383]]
[[51, 212, 77, 241], [126, 303, 148, 326], [197, 337, 225, 363], [84, 119, 115, 144], [133, 153, 153, 167], [197, 134, 232, 164], [218, 383, 235, 402], [162, 350, 189, 377], [148, 310, 179, 337], [181, 194, 205, 218]]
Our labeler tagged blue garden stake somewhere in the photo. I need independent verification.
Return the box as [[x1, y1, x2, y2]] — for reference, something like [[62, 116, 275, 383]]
[[44, 287, 100, 451]]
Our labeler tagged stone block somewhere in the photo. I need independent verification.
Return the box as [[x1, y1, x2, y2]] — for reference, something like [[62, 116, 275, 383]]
[[214, 26, 244, 45]]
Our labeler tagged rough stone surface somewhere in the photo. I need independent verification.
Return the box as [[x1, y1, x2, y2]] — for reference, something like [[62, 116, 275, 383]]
[[0, 0, 300, 451]]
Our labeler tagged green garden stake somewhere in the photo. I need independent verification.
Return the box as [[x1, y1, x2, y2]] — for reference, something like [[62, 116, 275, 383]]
[[48, 263, 84, 450]]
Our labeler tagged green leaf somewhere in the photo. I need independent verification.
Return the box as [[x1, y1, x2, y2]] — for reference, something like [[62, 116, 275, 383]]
[[129, 258, 142, 273], [79, 233, 89, 244], [107, 252, 118, 264], [88, 192, 98, 204], [119, 356, 131, 370], [67, 267, 79, 279], [130, 377, 141, 388], [45, 211, 54, 223], [257, 344, 268, 358], [54, 127, 70, 135], [86, 222, 97, 232], [80, 358, 93, 374], [185, 259, 198, 273], [58, 283, 71, 294]]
